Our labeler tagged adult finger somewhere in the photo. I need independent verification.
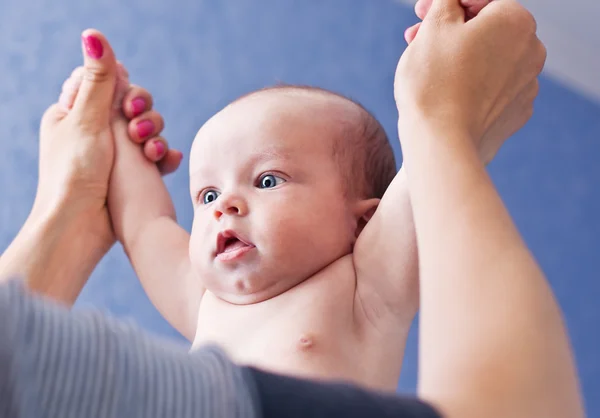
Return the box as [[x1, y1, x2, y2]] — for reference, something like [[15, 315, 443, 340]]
[[122, 85, 154, 119], [70, 29, 118, 132]]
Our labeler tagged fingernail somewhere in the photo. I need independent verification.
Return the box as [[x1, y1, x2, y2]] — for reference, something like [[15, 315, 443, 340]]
[[154, 141, 165, 157], [82, 35, 103, 59], [136, 120, 155, 138], [131, 98, 146, 116]]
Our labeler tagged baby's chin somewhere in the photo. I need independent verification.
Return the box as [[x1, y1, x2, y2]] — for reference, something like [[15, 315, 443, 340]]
[[205, 273, 308, 305]]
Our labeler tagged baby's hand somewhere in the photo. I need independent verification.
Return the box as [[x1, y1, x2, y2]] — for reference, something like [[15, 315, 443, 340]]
[[405, 0, 491, 43]]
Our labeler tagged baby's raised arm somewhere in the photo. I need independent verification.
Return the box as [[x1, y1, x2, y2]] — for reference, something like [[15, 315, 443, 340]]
[[108, 114, 201, 342], [353, 0, 528, 330], [353, 169, 418, 325]]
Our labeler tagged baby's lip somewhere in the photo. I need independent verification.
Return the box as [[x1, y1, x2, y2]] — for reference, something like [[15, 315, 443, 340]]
[[215, 230, 254, 256]]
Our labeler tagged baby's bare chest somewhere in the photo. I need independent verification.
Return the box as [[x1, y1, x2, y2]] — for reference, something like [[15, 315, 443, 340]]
[[192, 257, 402, 390], [195, 258, 356, 355]]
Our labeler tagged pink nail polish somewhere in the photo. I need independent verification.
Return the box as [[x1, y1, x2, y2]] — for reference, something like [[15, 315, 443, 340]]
[[131, 98, 146, 116], [155, 141, 165, 157], [137, 120, 155, 138], [82, 35, 103, 59]]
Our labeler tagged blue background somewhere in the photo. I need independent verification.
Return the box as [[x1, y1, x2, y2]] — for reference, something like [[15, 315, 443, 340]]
[[1, 0, 598, 415]]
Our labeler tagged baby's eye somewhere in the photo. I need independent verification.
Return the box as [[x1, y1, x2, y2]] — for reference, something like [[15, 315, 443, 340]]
[[258, 174, 285, 189], [202, 189, 220, 204]]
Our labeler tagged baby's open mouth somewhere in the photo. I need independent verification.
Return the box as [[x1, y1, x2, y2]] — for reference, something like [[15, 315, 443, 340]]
[[222, 237, 247, 253], [216, 230, 255, 259]]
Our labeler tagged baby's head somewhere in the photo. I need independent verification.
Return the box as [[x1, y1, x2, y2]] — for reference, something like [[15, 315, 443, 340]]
[[188, 86, 396, 304]]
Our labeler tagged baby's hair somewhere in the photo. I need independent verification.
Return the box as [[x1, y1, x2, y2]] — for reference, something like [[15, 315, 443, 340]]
[[235, 84, 397, 200]]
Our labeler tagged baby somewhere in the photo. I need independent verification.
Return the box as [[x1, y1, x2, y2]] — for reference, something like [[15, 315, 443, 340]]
[[109, 82, 417, 392], [59, 65, 496, 392]]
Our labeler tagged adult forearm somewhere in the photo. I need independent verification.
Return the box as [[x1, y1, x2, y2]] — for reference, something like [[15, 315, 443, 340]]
[[0, 206, 112, 305], [400, 117, 583, 418]]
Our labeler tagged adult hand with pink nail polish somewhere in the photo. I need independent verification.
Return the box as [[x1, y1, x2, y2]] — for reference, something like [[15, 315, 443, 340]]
[[0, 29, 179, 303], [118, 84, 183, 175]]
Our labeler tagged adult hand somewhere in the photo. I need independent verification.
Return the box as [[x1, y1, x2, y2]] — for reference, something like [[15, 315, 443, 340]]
[[402, 0, 535, 163], [0, 29, 181, 302], [395, 0, 546, 161], [36, 29, 181, 249]]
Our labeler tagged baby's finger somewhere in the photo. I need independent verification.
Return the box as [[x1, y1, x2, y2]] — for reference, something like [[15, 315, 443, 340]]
[[58, 68, 85, 110], [61, 76, 80, 96], [404, 22, 422, 44], [157, 149, 184, 176], [113, 62, 130, 110], [461, 0, 491, 19], [70, 66, 85, 80], [58, 79, 81, 111], [59, 64, 129, 112], [61, 67, 84, 96], [128, 110, 165, 143], [415, 0, 432, 20], [117, 61, 129, 80], [416, 0, 490, 21], [122, 85, 154, 119]]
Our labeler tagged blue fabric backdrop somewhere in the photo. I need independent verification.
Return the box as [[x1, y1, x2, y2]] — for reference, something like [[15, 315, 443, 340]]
[[1, 0, 598, 414]]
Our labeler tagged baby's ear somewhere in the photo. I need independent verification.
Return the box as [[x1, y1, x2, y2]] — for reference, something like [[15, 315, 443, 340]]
[[354, 198, 380, 237]]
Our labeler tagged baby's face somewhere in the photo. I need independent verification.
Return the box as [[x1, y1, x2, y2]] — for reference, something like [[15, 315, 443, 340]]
[[188, 91, 359, 304]]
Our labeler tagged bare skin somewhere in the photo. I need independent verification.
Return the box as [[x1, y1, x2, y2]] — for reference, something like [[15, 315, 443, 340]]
[[24, 1, 557, 399], [0, 3, 583, 415], [38, 0, 534, 394], [107, 90, 415, 391], [101, 6, 531, 393], [3, 3, 494, 392], [405, 0, 491, 43], [0, 30, 180, 302], [397, 1, 582, 416]]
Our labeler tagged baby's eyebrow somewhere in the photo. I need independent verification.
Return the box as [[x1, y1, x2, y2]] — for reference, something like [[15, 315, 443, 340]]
[[189, 166, 213, 182], [247, 146, 292, 165], [188, 146, 292, 185]]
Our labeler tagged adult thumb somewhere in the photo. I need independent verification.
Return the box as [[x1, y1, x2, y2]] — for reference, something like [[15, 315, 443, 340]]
[[70, 29, 117, 129], [426, 0, 464, 23]]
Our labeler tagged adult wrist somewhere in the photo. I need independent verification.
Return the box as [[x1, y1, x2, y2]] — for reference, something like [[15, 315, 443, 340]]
[[398, 109, 479, 161], [2, 202, 113, 305], [398, 105, 471, 139]]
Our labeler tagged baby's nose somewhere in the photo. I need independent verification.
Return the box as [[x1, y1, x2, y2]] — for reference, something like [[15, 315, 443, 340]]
[[214, 193, 248, 219]]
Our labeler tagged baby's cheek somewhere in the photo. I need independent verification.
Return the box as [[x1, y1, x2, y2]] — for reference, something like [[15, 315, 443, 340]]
[[273, 211, 319, 252]]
